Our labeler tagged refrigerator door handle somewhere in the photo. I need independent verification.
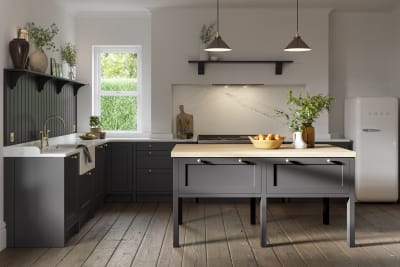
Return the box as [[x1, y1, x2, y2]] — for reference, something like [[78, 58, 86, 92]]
[[362, 129, 381, 132]]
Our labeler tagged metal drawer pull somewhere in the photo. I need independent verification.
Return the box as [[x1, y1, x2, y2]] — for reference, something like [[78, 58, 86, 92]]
[[71, 155, 78, 159], [148, 169, 152, 173], [326, 159, 343, 165], [285, 159, 303, 165], [148, 151, 152, 156], [148, 144, 152, 148], [86, 172, 92, 176], [197, 159, 213, 165], [238, 158, 254, 165]]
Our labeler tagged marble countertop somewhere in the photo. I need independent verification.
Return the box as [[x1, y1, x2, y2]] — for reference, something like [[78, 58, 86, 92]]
[[171, 144, 356, 158]]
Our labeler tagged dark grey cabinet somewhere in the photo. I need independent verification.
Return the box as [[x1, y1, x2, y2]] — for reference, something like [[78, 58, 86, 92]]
[[78, 170, 94, 225], [5, 154, 80, 247], [136, 142, 176, 201], [108, 142, 135, 201], [93, 143, 110, 208]]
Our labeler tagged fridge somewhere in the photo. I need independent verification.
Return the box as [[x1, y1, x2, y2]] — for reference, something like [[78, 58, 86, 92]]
[[345, 97, 398, 202]]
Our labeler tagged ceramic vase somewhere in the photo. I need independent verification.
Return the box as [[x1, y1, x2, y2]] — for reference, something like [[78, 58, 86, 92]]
[[293, 131, 306, 149], [9, 37, 29, 69], [302, 123, 315, 148], [61, 61, 69, 78], [29, 48, 48, 73]]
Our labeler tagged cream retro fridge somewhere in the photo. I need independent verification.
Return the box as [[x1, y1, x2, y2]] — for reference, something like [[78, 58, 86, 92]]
[[345, 97, 398, 202]]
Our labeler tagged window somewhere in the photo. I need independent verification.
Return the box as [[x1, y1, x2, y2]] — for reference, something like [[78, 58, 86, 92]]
[[93, 46, 142, 132]]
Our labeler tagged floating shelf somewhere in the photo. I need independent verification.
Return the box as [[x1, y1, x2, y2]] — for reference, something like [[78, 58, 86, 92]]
[[4, 68, 87, 96], [188, 60, 294, 75]]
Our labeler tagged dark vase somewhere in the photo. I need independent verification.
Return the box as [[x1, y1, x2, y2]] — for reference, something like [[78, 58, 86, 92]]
[[302, 123, 315, 148], [9, 38, 29, 69]]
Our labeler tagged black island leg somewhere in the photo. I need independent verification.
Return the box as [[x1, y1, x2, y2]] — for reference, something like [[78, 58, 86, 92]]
[[323, 197, 330, 225], [250, 198, 256, 225]]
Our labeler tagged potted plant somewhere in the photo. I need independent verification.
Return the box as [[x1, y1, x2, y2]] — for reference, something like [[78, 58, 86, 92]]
[[90, 115, 102, 138], [199, 22, 215, 60], [60, 42, 77, 79], [274, 89, 334, 148], [26, 22, 59, 73]]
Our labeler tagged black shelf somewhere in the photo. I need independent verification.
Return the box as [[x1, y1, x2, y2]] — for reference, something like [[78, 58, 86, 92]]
[[188, 60, 294, 75], [4, 68, 87, 96]]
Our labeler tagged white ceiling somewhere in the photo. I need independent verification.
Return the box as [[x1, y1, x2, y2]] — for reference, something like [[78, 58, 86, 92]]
[[56, 0, 400, 14]]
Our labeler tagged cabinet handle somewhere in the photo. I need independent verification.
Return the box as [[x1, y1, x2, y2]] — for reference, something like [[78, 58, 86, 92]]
[[98, 145, 104, 149], [285, 159, 302, 165], [148, 151, 152, 156], [104, 143, 108, 147], [86, 172, 92, 176], [70, 155, 78, 159], [326, 159, 343, 165], [148, 169, 152, 173], [238, 158, 253, 165], [197, 159, 213, 165], [148, 144, 152, 148]]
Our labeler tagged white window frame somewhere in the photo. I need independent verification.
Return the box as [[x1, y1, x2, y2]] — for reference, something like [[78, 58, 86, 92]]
[[92, 45, 142, 133]]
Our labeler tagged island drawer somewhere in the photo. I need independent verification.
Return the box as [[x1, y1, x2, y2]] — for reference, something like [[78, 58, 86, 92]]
[[136, 150, 172, 169], [266, 158, 351, 194], [179, 158, 262, 194]]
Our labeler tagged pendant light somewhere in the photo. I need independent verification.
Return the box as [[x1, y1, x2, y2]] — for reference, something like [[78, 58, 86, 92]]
[[205, 0, 232, 52], [284, 0, 312, 52]]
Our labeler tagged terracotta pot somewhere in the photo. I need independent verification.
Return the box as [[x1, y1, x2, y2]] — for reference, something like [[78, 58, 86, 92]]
[[302, 123, 315, 148], [29, 48, 48, 73], [9, 38, 29, 69]]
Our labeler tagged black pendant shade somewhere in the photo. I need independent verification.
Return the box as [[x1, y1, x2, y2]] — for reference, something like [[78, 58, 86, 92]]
[[205, 0, 232, 52], [284, 32, 311, 52], [284, 0, 311, 52]]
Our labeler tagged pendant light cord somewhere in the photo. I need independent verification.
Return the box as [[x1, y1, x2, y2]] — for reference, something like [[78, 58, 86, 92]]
[[217, 0, 220, 34], [296, 0, 299, 33]]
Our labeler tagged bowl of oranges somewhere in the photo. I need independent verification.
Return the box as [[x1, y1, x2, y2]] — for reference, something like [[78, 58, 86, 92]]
[[248, 133, 285, 149]]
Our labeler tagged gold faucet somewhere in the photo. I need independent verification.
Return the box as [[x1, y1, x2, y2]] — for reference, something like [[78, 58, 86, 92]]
[[40, 115, 66, 150]]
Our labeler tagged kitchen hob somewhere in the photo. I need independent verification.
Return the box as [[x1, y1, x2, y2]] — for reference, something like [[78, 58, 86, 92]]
[[197, 134, 255, 144]]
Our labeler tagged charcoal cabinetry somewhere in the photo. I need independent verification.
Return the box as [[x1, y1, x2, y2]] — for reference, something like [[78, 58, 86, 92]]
[[108, 142, 135, 201], [93, 143, 110, 208], [136, 142, 176, 201], [5, 154, 80, 247]]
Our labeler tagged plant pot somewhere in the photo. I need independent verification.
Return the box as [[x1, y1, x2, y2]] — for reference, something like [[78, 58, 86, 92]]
[[61, 61, 69, 78], [29, 48, 48, 73], [292, 131, 306, 149], [199, 43, 209, 61], [9, 38, 29, 69], [302, 123, 315, 148], [90, 127, 102, 138]]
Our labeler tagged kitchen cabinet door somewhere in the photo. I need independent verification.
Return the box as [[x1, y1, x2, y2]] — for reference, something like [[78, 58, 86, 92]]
[[108, 142, 135, 201], [93, 143, 109, 209]]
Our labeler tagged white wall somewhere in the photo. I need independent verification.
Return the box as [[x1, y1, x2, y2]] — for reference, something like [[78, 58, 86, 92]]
[[151, 8, 331, 138], [329, 11, 396, 138], [0, 0, 75, 251], [75, 11, 152, 134]]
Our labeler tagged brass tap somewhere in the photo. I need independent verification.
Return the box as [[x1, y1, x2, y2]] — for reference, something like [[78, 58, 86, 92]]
[[40, 115, 66, 150]]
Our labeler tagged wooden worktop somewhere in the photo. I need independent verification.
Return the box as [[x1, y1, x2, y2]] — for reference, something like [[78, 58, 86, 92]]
[[171, 144, 356, 158]]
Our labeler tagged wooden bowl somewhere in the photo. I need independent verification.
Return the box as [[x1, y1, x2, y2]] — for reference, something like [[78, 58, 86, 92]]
[[248, 136, 284, 149], [79, 134, 97, 140]]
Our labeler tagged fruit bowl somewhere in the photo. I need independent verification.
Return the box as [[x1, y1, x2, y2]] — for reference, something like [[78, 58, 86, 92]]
[[248, 136, 284, 149], [79, 133, 97, 140]]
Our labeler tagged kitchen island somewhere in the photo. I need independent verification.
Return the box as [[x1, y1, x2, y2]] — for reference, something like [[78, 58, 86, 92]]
[[171, 144, 356, 248]]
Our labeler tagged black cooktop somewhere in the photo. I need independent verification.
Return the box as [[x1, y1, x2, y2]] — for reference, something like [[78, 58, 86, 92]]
[[197, 134, 255, 144]]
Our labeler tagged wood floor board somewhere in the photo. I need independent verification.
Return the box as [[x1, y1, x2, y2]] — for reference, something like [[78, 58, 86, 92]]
[[205, 203, 232, 267], [130, 203, 171, 267], [106, 203, 158, 267], [235, 202, 282, 267], [82, 203, 142, 267], [182, 203, 207, 267], [220, 204, 258, 267], [1, 202, 400, 267]]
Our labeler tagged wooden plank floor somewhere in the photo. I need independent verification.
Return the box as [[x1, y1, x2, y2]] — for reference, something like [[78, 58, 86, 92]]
[[1, 200, 400, 266]]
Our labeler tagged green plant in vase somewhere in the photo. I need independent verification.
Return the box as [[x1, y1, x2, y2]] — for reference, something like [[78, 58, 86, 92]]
[[274, 89, 334, 148], [60, 42, 77, 79], [199, 22, 215, 60], [26, 22, 59, 73], [90, 115, 102, 138]]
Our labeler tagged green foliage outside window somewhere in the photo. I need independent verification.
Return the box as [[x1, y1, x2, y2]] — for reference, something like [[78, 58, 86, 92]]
[[99, 51, 138, 131]]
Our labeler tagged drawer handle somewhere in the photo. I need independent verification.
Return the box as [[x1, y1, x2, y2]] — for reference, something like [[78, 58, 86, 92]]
[[148, 144, 152, 148], [197, 159, 213, 165], [148, 169, 152, 173], [70, 155, 78, 159], [148, 151, 152, 156], [238, 158, 254, 165], [285, 159, 302, 165], [104, 144, 108, 147], [98, 145, 104, 149], [326, 159, 343, 165], [86, 172, 92, 176]]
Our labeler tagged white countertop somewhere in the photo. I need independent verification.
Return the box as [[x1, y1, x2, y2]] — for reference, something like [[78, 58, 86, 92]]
[[3, 133, 196, 158], [171, 144, 356, 158]]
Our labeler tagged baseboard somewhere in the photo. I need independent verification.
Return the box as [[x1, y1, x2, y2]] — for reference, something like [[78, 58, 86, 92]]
[[0, 221, 6, 251]]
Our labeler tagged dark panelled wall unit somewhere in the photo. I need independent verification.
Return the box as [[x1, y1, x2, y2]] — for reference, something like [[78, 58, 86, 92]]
[[4, 70, 79, 146]]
